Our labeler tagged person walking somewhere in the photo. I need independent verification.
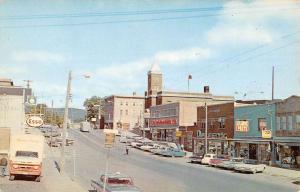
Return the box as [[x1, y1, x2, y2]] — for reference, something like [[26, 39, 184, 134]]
[[125, 146, 129, 155]]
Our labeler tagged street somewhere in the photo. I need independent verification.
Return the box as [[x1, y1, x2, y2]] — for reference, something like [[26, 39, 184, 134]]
[[62, 128, 298, 192]]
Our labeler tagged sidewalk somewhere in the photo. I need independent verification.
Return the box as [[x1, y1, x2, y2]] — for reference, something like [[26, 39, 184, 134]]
[[42, 153, 85, 192], [264, 166, 300, 181]]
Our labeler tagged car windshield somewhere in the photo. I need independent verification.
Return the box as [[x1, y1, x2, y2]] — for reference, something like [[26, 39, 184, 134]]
[[16, 151, 38, 158]]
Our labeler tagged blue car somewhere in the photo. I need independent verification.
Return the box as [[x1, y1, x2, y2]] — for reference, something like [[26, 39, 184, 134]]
[[160, 147, 186, 157]]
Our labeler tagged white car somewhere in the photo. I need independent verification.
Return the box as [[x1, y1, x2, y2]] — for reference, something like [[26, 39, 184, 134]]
[[140, 143, 157, 151], [234, 159, 266, 174], [201, 154, 217, 165]]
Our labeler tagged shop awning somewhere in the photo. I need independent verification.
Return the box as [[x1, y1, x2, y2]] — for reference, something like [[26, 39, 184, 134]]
[[151, 127, 177, 130], [229, 138, 272, 144]]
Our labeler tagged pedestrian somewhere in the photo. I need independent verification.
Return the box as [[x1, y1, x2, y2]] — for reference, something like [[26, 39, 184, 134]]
[[126, 146, 129, 155]]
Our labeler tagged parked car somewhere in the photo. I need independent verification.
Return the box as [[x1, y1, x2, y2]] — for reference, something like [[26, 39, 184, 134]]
[[216, 158, 244, 170], [160, 147, 186, 157], [55, 138, 75, 146], [209, 155, 230, 166], [151, 146, 168, 155], [201, 154, 217, 165], [91, 172, 142, 192], [234, 159, 266, 174], [189, 154, 203, 164]]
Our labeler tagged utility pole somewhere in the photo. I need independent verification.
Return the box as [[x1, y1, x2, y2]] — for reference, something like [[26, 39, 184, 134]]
[[272, 66, 274, 100], [50, 100, 54, 148], [60, 70, 72, 173], [205, 102, 208, 154], [23, 80, 32, 89]]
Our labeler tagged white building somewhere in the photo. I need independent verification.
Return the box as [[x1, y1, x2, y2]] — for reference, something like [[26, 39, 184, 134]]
[[104, 94, 145, 130], [0, 79, 31, 135]]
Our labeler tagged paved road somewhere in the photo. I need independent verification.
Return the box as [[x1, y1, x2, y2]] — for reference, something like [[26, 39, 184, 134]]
[[62, 128, 298, 192]]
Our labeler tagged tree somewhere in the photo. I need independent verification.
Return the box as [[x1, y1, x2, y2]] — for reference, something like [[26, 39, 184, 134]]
[[83, 96, 104, 127]]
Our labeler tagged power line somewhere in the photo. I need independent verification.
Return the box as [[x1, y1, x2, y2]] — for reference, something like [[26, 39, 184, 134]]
[[0, 4, 298, 20], [1, 7, 299, 29]]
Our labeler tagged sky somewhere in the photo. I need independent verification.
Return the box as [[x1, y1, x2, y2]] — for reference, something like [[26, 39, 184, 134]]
[[0, 0, 299, 109]]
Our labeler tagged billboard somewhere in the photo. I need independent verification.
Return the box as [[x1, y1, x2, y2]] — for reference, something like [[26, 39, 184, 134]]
[[235, 120, 249, 132]]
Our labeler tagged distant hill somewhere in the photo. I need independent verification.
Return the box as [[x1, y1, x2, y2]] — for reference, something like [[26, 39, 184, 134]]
[[45, 108, 86, 123]]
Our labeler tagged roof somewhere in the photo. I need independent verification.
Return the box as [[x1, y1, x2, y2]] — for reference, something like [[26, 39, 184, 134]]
[[105, 94, 144, 100], [148, 63, 162, 74]]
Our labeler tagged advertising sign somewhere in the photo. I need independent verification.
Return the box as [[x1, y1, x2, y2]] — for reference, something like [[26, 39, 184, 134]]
[[26, 116, 44, 127], [175, 131, 182, 137], [150, 118, 178, 127], [104, 129, 117, 148], [235, 120, 249, 132], [262, 130, 272, 139]]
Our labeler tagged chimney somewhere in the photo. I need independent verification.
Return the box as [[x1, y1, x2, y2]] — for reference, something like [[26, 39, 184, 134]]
[[204, 86, 209, 93], [133, 92, 136, 96], [144, 91, 148, 97]]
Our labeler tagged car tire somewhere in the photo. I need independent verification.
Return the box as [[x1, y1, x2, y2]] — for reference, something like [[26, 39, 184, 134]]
[[35, 176, 41, 182], [252, 170, 257, 174], [9, 175, 15, 181]]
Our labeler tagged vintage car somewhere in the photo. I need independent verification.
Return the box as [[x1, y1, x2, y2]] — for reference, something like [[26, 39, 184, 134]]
[[216, 158, 244, 170], [209, 155, 230, 166], [160, 147, 186, 157], [201, 154, 217, 165], [234, 159, 266, 174], [91, 172, 142, 192], [189, 154, 203, 164]]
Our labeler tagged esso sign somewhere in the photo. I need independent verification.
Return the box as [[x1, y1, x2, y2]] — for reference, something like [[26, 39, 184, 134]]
[[26, 116, 44, 127]]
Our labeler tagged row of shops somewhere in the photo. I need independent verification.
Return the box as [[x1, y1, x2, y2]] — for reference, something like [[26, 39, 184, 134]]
[[145, 96, 300, 169]]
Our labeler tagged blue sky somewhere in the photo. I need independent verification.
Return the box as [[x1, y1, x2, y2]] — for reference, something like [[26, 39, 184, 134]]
[[0, 0, 299, 108]]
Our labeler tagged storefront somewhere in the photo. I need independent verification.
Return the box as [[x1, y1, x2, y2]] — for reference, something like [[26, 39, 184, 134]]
[[233, 139, 272, 164], [275, 141, 300, 168], [193, 137, 229, 156]]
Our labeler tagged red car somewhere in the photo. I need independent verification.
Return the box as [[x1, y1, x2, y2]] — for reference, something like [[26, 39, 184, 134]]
[[209, 155, 230, 167]]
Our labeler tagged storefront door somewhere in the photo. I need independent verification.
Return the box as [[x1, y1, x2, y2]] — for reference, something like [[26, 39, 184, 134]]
[[249, 144, 257, 160]]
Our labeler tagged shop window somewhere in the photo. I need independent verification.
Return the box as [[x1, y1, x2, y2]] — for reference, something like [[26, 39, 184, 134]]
[[276, 116, 280, 130], [258, 118, 267, 131], [296, 115, 300, 129], [287, 115, 292, 130], [281, 116, 286, 130]]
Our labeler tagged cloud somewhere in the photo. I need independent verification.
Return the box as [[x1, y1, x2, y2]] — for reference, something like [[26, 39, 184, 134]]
[[11, 50, 65, 63], [154, 47, 211, 64], [0, 66, 26, 77], [206, 0, 300, 46], [208, 26, 273, 45]]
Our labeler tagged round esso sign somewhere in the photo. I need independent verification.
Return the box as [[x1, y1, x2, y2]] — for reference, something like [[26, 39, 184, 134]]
[[26, 116, 44, 127]]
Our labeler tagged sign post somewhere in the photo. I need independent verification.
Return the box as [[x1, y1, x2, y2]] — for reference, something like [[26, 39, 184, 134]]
[[103, 129, 117, 191], [262, 130, 272, 139]]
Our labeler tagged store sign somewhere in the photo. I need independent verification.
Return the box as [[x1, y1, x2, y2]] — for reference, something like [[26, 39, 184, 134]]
[[104, 129, 118, 148], [176, 131, 182, 137], [150, 118, 178, 127], [235, 120, 249, 132], [262, 130, 272, 139], [26, 116, 44, 127]]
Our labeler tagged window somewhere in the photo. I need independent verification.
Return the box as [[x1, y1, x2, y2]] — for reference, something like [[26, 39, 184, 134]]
[[210, 120, 214, 129], [120, 110, 123, 116], [276, 117, 280, 130], [219, 117, 225, 129], [120, 102, 123, 105], [133, 102, 135, 106], [287, 115, 292, 130], [296, 115, 300, 129], [281, 116, 286, 130], [258, 118, 267, 131], [201, 120, 205, 129], [126, 102, 128, 106], [125, 110, 128, 115]]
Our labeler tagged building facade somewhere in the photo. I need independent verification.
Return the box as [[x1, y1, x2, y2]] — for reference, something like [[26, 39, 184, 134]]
[[103, 95, 145, 130], [233, 103, 276, 164], [0, 79, 32, 135], [275, 95, 300, 168], [194, 102, 234, 156]]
